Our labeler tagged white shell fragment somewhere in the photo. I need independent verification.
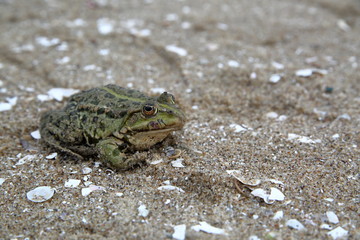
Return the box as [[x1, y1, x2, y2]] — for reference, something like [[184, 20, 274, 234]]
[[265, 179, 285, 186], [229, 124, 252, 133], [47, 88, 80, 101], [286, 219, 305, 230], [64, 179, 81, 188], [337, 19, 351, 32], [326, 211, 339, 224], [81, 185, 106, 196], [16, 155, 36, 165], [45, 152, 57, 159], [273, 210, 284, 220], [172, 224, 186, 240], [56, 56, 70, 65], [98, 49, 110, 56], [268, 188, 285, 201], [157, 185, 185, 193], [278, 115, 287, 121], [129, 28, 151, 37], [82, 167, 92, 174], [226, 170, 261, 186], [37, 94, 52, 102], [36, 36, 60, 47], [272, 61, 284, 70], [251, 189, 270, 203], [331, 134, 340, 140], [27, 186, 55, 203], [0, 102, 12, 112], [171, 159, 185, 168], [83, 64, 100, 71], [337, 113, 351, 120], [295, 68, 328, 77], [97, 18, 114, 35], [320, 224, 333, 230], [327, 227, 348, 239], [288, 133, 321, 144], [249, 236, 261, 240], [0, 96, 17, 112], [6, 96, 17, 106], [191, 221, 227, 235], [266, 112, 279, 119], [138, 204, 149, 217], [66, 18, 87, 27], [269, 74, 281, 83], [0, 178, 5, 186], [228, 60, 240, 68], [30, 130, 41, 140], [295, 69, 312, 77], [165, 45, 188, 57], [150, 159, 164, 165], [251, 188, 285, 204]]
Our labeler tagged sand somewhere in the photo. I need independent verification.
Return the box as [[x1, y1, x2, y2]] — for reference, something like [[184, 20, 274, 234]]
[[0, 0, 359, 239]]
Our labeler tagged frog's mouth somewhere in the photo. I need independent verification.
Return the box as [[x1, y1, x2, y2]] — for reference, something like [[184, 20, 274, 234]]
[[126, 128, 178, 150]]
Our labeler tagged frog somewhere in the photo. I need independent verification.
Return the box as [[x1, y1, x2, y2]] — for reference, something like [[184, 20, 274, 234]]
[[39, 84, 185, 170]]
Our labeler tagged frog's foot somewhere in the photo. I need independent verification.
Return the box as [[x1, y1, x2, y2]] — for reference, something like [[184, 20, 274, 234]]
[[96, 137, 142, 170]]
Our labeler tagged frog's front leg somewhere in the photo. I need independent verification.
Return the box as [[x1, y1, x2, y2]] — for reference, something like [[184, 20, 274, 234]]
[[96, 137, 140, 170]]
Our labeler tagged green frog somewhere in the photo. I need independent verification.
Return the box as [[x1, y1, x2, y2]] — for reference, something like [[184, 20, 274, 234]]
[[39, 84, 185, 170]]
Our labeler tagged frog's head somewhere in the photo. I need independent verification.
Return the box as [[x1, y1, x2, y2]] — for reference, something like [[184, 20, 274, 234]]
[[122, 92, 185, 149]]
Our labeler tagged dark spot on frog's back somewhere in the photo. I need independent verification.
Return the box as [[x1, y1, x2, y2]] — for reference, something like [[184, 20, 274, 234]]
[[104, 92, 115, 99], [106, 110, 115, 118], [97, 108, 105, 114], [69, 110, 77, 116], [127, 89, 135, 95], [115, 98, 126, 104], [93, 116, 99, 123], [118, 111, 127, 118], [90, 97, 100, 105]]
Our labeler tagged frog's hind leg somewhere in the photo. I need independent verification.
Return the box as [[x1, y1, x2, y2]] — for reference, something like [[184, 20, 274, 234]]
[[40, 110, 84, 160], [41, 131, 85, 161]]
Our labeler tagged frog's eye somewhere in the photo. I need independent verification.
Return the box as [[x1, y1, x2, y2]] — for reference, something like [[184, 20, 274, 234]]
[[142, 104, 157, 116]]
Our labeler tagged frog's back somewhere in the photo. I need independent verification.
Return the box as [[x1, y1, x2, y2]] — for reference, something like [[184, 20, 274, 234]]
[[66, 84, 151, 114]]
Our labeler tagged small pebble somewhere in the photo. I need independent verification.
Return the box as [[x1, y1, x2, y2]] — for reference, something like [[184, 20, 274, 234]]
[[325, 86, 333, 93]]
